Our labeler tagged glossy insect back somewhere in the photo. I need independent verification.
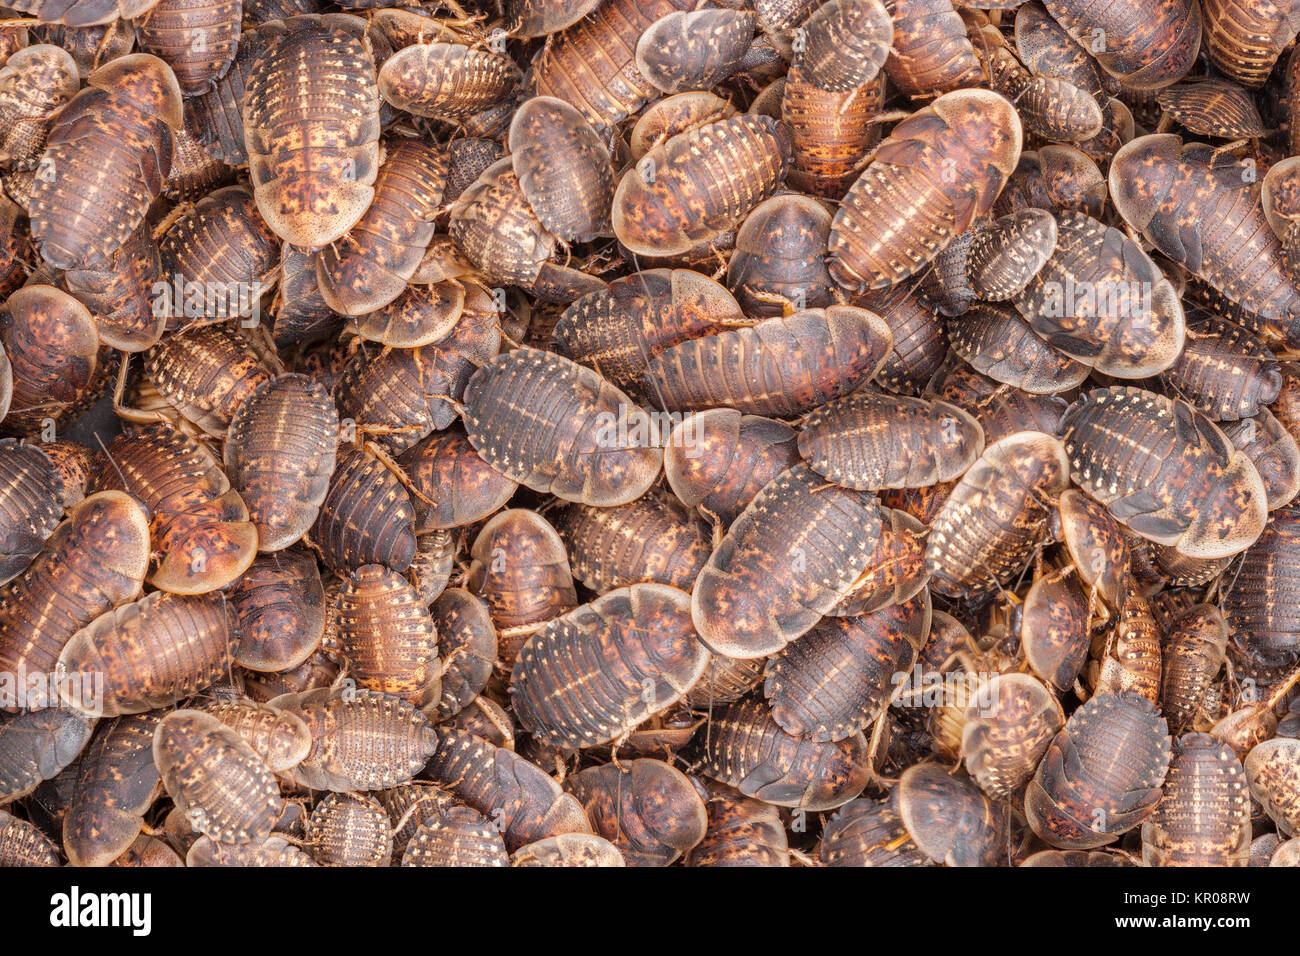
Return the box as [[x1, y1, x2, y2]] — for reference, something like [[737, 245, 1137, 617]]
[[1110, 135, 1300, 350], [531, 0, 695, 129], [1155, 79, 1268, 140], [379, 42, 520, 123], [224, 373, 338, 552], [510, 95, 614, 246], [555, 492, 710, 593], [156, 185, 279, 330], [554, 269, 742, 399], [1026, 691, 1171, 849], [63, 713, 165, 866], [881, 0, 983, 99], [97, 423, 259, 594], [423, 727, 592, 850], [273, 687, 437, 792], [688, 784, 788, 867], [697, 696, 871, 811], [142, 323, 275, 437], [635, 10, 756, 95], [29, 54, 183, 271], [136, 0, 242, 96], [511, 584, 708, 749], [1140, 733, 1249, 867], [0, 439, 64, 587], [962, 673, 1065, 800], [612, 114, 791, 258], [227, 549, 326, 672], [1040, 0, 1200, 90], [925, 431, 1070, 597], [57, 590, 238, 716], [566, 759, 706, 866], [1222, 505, 1300, 668], [0, 492, 150, 710], [316, 139, 447, 318], [692, 462, 883, 658], [0, 45, 79, 172], [333, 564, 441, 714], [0, 285, 101, 437], [1202, 0, 1300, 86], [644, 307, 892, 418], [0, 706, 94, 803], [728, 196, 834, 312], [1013, 211, 1185, 378], [243, 14, 380, 248], [793, 0, 890, 93], [1157, 316, 1281, 422], [402, 805, 508, 867], [828, 89, 1023, 293], [62, 221, 166, 352], [462, 347, 662, 507], [798, 392, 984, 491], [1060, 386, 1268, 559], [153, 709, 282, 844], [311, 446, 417, 574], [894, 763, 1000, 866], [765, 590, 931, 742], [964, 209, 1059, 303], [820, 798, 931, 867]]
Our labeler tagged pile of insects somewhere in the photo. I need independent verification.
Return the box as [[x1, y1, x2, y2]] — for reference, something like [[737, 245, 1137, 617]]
[[1, 0, 1300, 868]]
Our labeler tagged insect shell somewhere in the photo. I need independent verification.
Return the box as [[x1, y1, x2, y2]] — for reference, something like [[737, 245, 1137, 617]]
[[819, 797, 931, 867], [153, 709, 283, 845], [0, 706, 94, 802], [530, 0, 696, 129], [402, 805, 509, 867], [510, 584, 709, 749], [1110, 135, 1300, 350], [1012, 211, 1185, 378], [828, 89, 1023, 293], [271, 687, 437, 792], [512, 833, 626, 867], [0, 44, 79, 171], [692, 462, 883, 659], [56, 590, 239, 717], [423, 726, 592, 850], [644, 307, 893, 418], [612, 114, 791, 258], [1025, 691, 1171, 850], [881, 0, 983, 99], [1059, 386, 1268, 560], [565, 759, 707, 866], [0, 491, 150, 707], [96, 423, 259, 594], [555, 492, 711, 594], [554, 268, 745, 400], [29, 54, 183, 271], [1039, 0, 1200, 90], [797, 392, 984, 491], [696, 695, 872, 811], [894, 762, 1000, 866], [63, 713, 165, 867], [243, 14, 381, 249], [461, 347, 662, 507], [924, 430, 1070, 598]]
